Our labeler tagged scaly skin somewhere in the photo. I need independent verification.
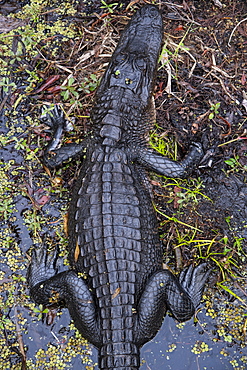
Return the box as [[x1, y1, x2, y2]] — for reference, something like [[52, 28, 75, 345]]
[[28, 5, 210, 370]]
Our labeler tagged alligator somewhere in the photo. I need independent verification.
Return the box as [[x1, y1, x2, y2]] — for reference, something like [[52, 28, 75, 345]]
[[28, 5, 210, 370]]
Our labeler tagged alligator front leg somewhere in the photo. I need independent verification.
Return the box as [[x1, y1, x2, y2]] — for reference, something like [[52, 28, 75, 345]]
[[41, 105, 90, 168], [137, 143, 203, 178], [134, 264, 209, 346], [28, 247, 101, 348]]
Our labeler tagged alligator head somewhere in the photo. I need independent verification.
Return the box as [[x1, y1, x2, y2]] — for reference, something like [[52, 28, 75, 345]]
[[96, 4, 163, 106]]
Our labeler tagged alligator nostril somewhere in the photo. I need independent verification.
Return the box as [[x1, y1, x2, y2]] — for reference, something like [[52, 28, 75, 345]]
[[149, 7, 158, 17], [125, 78, 133, 85]]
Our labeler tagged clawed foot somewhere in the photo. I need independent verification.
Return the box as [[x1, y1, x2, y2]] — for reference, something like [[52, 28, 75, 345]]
[[41, 104, 65, 129], [27, 246, 58, 289], [188, 142, 204, 163], [41, 105, 73, 152], [179, 263, 211, 308]]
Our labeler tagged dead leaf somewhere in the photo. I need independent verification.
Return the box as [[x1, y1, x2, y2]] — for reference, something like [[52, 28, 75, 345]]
[[34, 75, 60, 94], [241, 72, 246, 86], [46, 308, 57, 326], [51, 177, 63, 187], [43, 165, 51, 177], [112, 287, 121, 300], [151, 180, 162, 187], [36, 194, 50, 206], [74, 241, 80, 262], [64, 213, 69, 236], [191, 122, 199, 134]]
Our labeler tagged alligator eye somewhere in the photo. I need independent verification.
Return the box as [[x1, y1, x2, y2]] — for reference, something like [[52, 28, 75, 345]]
[[135, 58, 146, 70], [115, 53, 126, 63]]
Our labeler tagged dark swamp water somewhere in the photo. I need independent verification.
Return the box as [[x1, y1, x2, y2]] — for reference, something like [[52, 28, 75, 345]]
[[0, 0, 247, 369]]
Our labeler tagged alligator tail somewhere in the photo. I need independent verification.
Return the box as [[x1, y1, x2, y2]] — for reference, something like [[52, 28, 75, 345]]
[[99, 342, 140, 369]]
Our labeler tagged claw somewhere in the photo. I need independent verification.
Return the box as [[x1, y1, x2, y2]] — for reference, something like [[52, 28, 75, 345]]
[[178, 266, 186, 284], [27, 246, 58, 289], [41, 105, 65, 130], [179, 264, 193, 288], [179, 263, 211, 308], [41, 105, 70, 154], [46, 247, 58, 267], [190, 141, 203, 154]]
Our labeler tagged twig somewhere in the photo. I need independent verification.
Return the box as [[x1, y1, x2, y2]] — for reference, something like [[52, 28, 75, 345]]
[[169, 40, 197, 78], [211, 72, 240, 104], [211, 53, 235, 78], [218, 133, 247, 147], [0, 94, 8, 113], [14, 306, 27, 369], [174, 245, 183, 270], [228, 17, 247, 46], [159, 44, 172, 93]]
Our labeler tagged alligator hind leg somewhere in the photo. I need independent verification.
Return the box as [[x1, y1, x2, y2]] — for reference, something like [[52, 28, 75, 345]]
[[134, 264, 210, 346], [137, 142, 203, 178], [28, 247, 101, 348], [41, 105, 89, 168]]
